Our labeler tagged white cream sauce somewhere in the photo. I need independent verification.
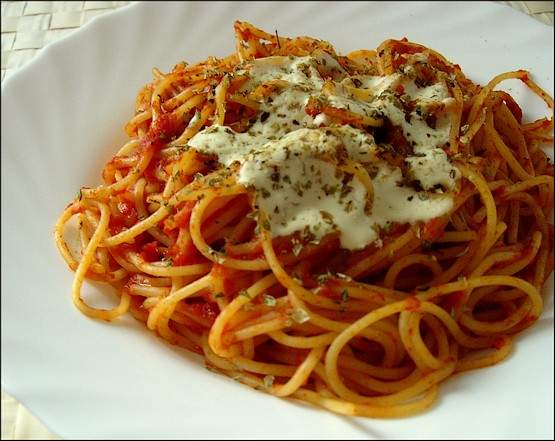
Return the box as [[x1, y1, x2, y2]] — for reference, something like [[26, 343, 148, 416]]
[[187, 51, 460, 250]]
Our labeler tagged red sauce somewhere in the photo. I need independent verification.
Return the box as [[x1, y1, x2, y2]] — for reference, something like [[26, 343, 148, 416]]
[[140, 241, 166, 262], [108, 194, 140, 234], [181, 299, 219, 325], [305, 96, 322, 118], [442, 290, 465, 315], [168, 237, 206, 266], [406, 295, 420, 311], [172, 200, 197, 228], [313, 279, 343, 302], [209, 264, 252, 297], [519, 313, 539, 330], [494, 337, 506, 350], [234, 21, 252, 43], [493, 184, 508, 203], [421, 216, 448, 242]]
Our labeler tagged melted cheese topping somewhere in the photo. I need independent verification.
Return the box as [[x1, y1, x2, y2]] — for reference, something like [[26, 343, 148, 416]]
[[187, 52, 460, 250]]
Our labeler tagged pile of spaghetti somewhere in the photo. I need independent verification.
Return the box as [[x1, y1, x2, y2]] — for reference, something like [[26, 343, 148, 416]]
[[55, 21, 554, 418]]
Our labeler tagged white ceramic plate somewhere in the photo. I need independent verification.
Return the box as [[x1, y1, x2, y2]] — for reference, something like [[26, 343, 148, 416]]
[[2, 1, 553, 439]]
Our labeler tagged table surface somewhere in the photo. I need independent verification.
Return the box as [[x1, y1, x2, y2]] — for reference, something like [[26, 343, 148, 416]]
[[1, 1, 553, 439]]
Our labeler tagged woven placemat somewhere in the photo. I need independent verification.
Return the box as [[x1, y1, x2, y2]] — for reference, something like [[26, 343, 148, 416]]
[[1, 1, 132, 81], [1, 1, 554, 82], [1, 1, 553, 440]]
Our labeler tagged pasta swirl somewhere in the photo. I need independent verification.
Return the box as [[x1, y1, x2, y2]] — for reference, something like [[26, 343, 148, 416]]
[[54, 21, 554, 418]]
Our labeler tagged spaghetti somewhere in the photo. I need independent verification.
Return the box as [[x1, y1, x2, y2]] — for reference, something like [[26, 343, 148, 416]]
[[54, 21, 554, 418]]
